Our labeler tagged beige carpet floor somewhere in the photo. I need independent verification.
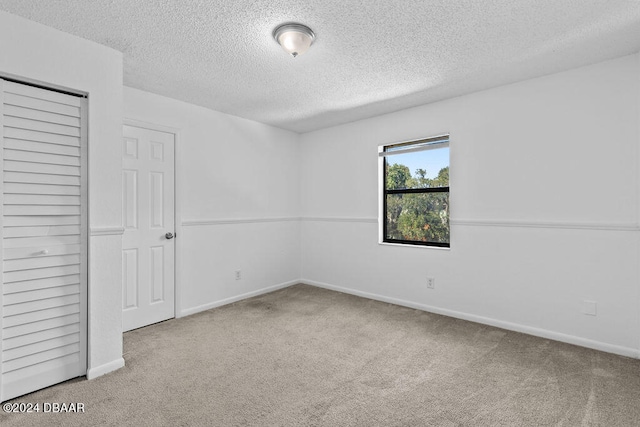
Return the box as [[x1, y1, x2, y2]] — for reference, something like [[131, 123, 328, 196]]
[[2, 283, 640, 426]]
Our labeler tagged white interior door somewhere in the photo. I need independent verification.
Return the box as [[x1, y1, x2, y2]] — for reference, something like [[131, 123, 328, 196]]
[[122, 124, 175, 332], [1, 79, 87, 402]]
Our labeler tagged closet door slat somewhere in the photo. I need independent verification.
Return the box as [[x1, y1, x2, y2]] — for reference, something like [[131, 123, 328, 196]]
[[3, 244, 81, 261], [4, 117, 80, 138], [4, 149, 80, 166], [3, 183, 80, 196], [4, 138, 80, 156], [4, 171, 80, 186], [3, 127, 80, 147], [3, 93, 80, 118], [3, 225, 81, 238], [3, 81, 82, 108], [3, 105, 80, 127]]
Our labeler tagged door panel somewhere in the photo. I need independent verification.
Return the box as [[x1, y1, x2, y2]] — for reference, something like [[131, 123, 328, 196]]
[[122, 125, 175, 332], [1, 79, 87, 402]]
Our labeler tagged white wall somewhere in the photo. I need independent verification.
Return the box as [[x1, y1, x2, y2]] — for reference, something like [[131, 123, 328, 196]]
[[0, 11, 124, 377], [300, 54, 640, 357], [123, 87, 301, 316]]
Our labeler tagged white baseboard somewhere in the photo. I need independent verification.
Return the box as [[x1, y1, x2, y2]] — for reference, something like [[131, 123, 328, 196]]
[[87, 357, 125, 380], [178, 280, 299, 317], [302, 279, 640, 360]]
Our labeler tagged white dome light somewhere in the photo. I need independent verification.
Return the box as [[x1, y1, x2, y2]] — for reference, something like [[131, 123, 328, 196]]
[[273, 23, 315, 58]]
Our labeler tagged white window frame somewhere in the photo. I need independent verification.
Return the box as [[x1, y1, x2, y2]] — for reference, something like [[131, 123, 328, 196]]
[[378, 134, 450, 248]]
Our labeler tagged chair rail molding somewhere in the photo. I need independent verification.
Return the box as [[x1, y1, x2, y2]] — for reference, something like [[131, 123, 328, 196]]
[[182, 217, 300, 226], [451, 218, 640, 231], [301, 217, 378, 224]]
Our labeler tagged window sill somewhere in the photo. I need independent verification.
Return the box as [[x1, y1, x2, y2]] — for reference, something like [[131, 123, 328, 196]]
[[378, 242, 451, 251]]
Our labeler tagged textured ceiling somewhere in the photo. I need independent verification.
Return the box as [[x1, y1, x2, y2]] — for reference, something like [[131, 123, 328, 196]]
[[0, 1, 639, 133]]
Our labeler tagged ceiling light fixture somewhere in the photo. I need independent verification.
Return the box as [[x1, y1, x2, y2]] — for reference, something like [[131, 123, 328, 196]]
[[273, 23, 315, 58]]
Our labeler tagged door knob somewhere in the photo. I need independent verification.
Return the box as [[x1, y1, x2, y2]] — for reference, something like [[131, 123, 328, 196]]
[[165, 232, 175, 240]]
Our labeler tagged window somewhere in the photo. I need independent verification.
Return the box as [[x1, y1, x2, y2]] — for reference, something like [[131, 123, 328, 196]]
[[379, 135, 450, 247]]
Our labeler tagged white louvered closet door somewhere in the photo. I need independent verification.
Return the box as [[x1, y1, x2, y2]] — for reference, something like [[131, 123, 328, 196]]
[[0, 79, 87, 402]]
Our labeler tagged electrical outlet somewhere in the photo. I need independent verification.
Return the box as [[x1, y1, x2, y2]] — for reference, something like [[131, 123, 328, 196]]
[[235, 270, 242, 280], [427, 277, 435, 289], [582, 300, 596, 316]]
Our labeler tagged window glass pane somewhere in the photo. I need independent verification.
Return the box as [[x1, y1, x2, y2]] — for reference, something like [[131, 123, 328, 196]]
[[385, 192, 449, 244], [385, 147, 449, 190]]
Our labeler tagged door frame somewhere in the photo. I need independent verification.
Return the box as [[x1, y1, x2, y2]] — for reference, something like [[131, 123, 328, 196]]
[[122, 118, 182, 322]]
